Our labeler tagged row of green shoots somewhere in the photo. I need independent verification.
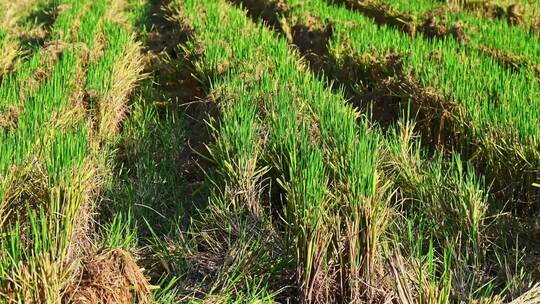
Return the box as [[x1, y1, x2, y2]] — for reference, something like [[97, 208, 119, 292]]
[[155, 0, 535, 302], [0, 0, 144, 301]]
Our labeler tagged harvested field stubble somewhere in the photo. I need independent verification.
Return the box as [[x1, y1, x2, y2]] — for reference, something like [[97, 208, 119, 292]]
[[0, 0, 539, 303]]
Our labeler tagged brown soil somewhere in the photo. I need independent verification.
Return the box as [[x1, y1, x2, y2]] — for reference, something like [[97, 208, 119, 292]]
[[63, 249, 151, 304], [329, 49, 404, 127], [230, 0, 290, 30], [334, 0, 416, 36], [463, 1, 524, 26], [449, 20, 467, 42], [290, 15, 333, 72], [477, 45, 540, 79], [419, 13, 468, 42]]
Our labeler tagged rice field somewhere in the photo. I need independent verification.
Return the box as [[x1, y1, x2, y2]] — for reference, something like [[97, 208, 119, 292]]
[[0, 0, 539, 303]]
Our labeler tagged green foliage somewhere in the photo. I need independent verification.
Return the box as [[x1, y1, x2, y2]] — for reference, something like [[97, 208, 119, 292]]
[[0, 0, 146, 301], [0, 0, 539, 302]]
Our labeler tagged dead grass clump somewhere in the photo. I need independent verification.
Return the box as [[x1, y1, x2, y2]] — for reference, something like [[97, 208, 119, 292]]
[[0, 106, 20, 131], [97, 38, 145, 143], [43, 41, 67, 60], [64, 248, 151, 304], [149, 193, 286, 300], [19, 25, 50, 50], [507, 4, 524, 25], [533, 15, 540, 34], [35, 41, 68, 79], [462, 1, 524, 26], [420, 14, 468, 42], [483, 3, 524, 26], [0, 0, 35, 28], [509, 284, 540, 304], [0, 160, 50, 231], [0, 38, 19, 78], [333, 0, 416, 36]]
